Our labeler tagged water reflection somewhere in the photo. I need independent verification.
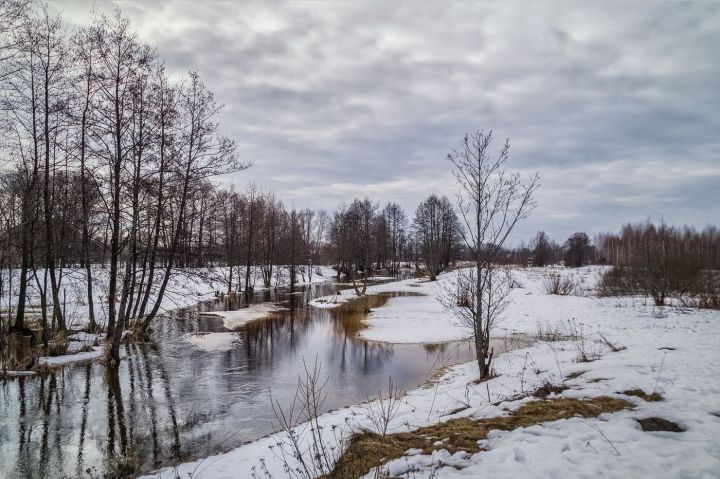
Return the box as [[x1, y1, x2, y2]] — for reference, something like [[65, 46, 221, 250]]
[[0, 281, 479, 478]]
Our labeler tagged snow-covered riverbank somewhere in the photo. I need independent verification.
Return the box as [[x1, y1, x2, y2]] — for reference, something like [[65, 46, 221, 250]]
[[142, 266, 720, 479], [310, 273, 470, 344], [2, 266, 337, 371], [1, 265, 338, 331]]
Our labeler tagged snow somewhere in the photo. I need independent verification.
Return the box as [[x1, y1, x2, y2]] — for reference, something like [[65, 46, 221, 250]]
[[359, 275, 470, 344], [140, 266, 720, 479], [199, 303, 286, 330], [37, 346, 104, 366], [65, 340, 89, 353], [34, 330, 130, 366], [309, 275, 433, 309], [0, 264, 337, 329]]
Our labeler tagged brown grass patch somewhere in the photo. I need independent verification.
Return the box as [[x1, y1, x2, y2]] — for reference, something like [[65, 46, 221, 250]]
[[620, 389, 663, 401], [326, 396, 633, 478], [565, 370, 586, 380]]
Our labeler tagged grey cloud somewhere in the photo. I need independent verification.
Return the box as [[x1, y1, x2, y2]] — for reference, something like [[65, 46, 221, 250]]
[[50, 0, 720, 243]]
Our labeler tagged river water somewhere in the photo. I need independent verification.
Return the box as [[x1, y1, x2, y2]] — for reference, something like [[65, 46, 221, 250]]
[[0, 280, 484, 478]]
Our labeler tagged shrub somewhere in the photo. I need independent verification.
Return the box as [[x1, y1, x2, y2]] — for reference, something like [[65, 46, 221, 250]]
[[543, 273, 576, 295]]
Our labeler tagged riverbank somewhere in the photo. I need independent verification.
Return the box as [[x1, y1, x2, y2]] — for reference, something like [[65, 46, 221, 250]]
[[1, 265, 339, 331], [1, 265, 339, 374], [142, 266, 720, 479]]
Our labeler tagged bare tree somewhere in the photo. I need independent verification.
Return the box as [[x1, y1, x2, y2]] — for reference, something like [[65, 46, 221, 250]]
[[259, 192, 282, 288], [383, 202, 407, 275], [70, 23, 100, 331], [445, 130, 538, 379], [531, 231, 550, 267], [0, 0, 31, 78], [91, 10, 153, 363], [137, 71, 246, 340], [243, 184, 259, 293], [36, 8, 68, 331], [599, 221, 715, 306], [3, 11, 46, 339], [330, 198, 376, 295]]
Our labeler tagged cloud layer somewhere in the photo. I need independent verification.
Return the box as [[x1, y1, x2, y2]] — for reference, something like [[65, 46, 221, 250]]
[[53, 0, 720, 242]]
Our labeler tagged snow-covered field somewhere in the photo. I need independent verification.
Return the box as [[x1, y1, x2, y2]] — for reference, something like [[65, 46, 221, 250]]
[[141, 266, 720, 479]]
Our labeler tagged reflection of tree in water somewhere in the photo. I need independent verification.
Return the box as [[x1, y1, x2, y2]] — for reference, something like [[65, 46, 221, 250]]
[[0, 341, 188, 478], [106, 366, 128, 459], [423, 343, 448, 354], [0, 282, 473, 478], [238, 302, 315, 369], [132, 342, 181, 467], [7, 370, 64, 478], [76, 363, 92, 476]]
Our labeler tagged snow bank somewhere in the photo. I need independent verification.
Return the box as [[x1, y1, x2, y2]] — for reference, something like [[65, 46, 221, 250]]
[[37, 347, 104, 366], [1, 264, 337, 329], [308, 271, 473, 344], [199, 303, 286, 330]]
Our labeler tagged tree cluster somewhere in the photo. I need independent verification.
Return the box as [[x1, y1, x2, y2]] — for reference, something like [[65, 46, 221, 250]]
[[328, 196, 462, 293], [0, 6, 246, 362]]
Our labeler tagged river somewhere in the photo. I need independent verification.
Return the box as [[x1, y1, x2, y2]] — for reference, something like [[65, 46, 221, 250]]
[[0, 280, 481, 478]]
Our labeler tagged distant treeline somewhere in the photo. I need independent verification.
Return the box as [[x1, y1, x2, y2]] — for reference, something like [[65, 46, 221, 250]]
[[503, 222, 719, 308], [500, 223, 719, 270], [598, 222, 719, 307]]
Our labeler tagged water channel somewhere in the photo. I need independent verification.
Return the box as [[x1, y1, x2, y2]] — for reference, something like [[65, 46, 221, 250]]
[[0, 280, 485, 478]]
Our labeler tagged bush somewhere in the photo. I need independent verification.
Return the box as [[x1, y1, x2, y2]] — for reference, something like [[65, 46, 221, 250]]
[[601, 266, 720, 309], [543, 273, 576, 295]]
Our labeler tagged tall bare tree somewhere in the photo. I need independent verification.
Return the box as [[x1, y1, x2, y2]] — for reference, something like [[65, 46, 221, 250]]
[[137, 71, 246, 340], [36, 8, 67, 331], [444, 130, 538, 379]]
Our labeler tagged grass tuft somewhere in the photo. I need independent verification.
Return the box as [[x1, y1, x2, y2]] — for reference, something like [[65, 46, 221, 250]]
[[326, 396, 633, 478], [620, 389, 663, 402]]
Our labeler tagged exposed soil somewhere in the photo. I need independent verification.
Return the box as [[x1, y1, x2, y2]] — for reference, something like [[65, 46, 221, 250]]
[[636, 417, 685, 432]]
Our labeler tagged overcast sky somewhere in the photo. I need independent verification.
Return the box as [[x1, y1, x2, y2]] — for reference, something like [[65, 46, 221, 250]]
[[50, 0, 719, 244]]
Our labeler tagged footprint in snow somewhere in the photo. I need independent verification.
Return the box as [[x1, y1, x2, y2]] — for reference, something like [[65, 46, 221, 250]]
[[514, 448, 527, 464]]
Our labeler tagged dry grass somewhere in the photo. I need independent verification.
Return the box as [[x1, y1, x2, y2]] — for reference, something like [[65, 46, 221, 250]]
[[620, 389, 663, 402], [597, 333, 626, 353], [533, 382, 569, 398], [543, 273, 577, 296], [535, 319, 570, 342], [325, 396, 633, 479]]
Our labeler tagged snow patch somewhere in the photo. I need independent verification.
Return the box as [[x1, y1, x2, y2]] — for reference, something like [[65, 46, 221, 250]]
[[200, 303, 286, 330]]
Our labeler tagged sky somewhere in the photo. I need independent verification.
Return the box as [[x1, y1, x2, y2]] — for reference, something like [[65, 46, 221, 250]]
[[50, 0, 719, 244]]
